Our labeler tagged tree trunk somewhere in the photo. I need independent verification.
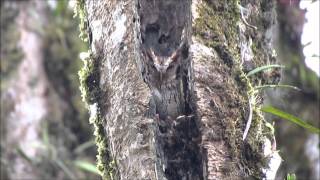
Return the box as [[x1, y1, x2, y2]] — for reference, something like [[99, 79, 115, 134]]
[[77, 0, 280, 179]]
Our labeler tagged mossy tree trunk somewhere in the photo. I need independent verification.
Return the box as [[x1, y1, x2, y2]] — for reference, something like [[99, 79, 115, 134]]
[[78, 0, 280, 179]]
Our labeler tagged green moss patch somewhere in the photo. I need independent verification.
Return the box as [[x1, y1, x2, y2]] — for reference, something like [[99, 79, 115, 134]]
[[75, 1, 117, 179], [193, 0, 275, 178]]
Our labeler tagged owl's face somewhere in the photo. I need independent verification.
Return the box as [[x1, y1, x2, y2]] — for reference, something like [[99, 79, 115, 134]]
[[144, 48, 181, 83]]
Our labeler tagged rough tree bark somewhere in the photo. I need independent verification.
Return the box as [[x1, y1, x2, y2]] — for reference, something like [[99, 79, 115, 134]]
[[76, 0, 281, 179]]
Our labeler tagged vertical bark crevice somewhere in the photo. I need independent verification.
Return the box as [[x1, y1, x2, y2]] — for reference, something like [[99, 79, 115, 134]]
[[135, 0, 203, 179]]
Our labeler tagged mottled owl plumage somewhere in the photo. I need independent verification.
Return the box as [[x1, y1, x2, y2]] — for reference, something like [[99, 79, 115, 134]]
[[141, 43, 189, 120]]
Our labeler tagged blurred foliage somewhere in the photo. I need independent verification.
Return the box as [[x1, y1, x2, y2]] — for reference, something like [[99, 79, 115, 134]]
[[0, 2, 23, 90], [262, 106, 320, 134], [286, 173, 297, 180], [1, 3, 21, 179], [274, 1, 319, 179], [74, 160, 100, 175], [40, 1, 98, 179], [43, 0, 90, 143], [1, 1, 98, 179]]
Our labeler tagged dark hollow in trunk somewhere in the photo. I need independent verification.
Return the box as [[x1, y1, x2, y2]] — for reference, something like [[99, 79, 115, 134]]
[[136, 0, 203, 179]]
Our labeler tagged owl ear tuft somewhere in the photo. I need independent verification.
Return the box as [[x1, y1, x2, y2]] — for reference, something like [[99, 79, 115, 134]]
[[171, 41, 189, 61], [145, 48, 156, 61]]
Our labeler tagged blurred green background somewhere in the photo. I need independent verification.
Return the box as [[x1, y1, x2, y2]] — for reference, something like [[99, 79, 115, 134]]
[[1, 1, 99, 179]]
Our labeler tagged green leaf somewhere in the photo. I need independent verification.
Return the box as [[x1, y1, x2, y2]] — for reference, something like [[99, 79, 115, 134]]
[[255, 84, 301, 91], [261, 106, 320, 134], [54, 158, 76, 179], [74, 140, 95, 154], [246, 64, 285, 77], [74, 160, 100, 175], [42, 122, 50, 146], [54, 0, 68, 16], [286, 173, 296, 180], [16, 147, 33, 164]]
